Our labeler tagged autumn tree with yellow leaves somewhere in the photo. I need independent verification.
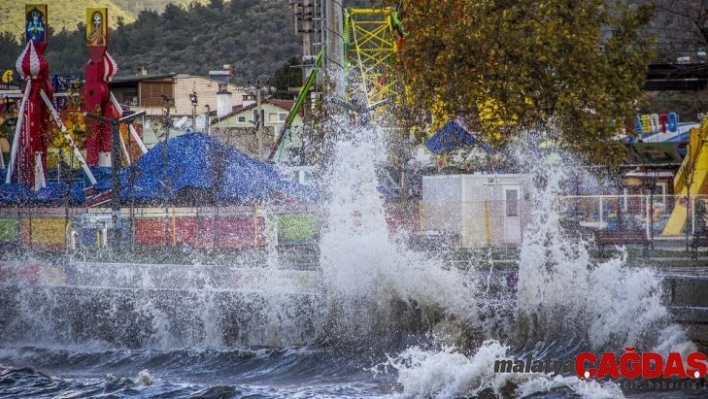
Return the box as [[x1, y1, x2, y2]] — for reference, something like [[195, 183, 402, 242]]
[[386, 0, 655, 165]]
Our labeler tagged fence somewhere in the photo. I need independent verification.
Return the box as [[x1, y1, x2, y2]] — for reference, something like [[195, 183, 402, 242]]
[[1, 193, 707, 252], [417, 193, 708, 248], [0, 204, 323, 253], [557, 194, 708, 238]]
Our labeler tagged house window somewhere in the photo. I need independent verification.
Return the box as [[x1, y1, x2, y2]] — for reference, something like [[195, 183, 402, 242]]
[[237, 116, 246, 123], [123, 92, 138, 104], [268, 113, 280, 123], [141, 81, 174, 107], [279, 113, 287, 121]]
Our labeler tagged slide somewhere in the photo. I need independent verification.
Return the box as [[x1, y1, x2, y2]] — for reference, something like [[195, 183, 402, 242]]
[[663, 118, 708, 235]]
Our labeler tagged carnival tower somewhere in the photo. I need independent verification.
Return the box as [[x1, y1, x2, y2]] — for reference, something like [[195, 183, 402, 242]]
[[5, 5, 54, 190], [82, 7, 146, 170], [5, 4, 96, 191]]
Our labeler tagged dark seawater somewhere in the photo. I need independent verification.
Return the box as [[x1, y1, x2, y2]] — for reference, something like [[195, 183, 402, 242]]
[[0, 345, 397, 398], [3, 341, 708, 398]]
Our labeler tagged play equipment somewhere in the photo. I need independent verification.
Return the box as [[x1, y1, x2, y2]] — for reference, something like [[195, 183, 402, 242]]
[[662, 116, 708, 235], [267, 51, 323, 163], [3, 6, 147, 202], [343, 7, 403, 107]]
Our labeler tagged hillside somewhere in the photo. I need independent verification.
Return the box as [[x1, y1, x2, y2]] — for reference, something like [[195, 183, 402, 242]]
[[0, 1, 136, 40], [0, 0, 211, 39], [0, 0, 372, 84], [0, 0, 300, 84]]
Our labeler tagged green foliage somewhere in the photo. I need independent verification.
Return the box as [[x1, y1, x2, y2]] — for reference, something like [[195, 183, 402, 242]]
[[388, 0, 656, 166], [0, 32, 21, 75], [268, 56, 302, 99], [645, 90, 708, 121]]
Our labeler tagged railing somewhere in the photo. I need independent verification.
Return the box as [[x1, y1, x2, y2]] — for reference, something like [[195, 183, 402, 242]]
[[417, 194, 708, 248], [557, 194, 708, 238]]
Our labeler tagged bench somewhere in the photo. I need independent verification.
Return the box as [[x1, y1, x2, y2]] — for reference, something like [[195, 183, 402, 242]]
[[690, 231, 708, 259], [594, 229, 650, 257]]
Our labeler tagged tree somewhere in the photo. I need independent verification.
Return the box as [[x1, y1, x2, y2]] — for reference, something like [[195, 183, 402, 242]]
[[643, 1, 708, 123], [386, 0, 655, 166], [208, 0, 225, 10], [268, 56, 302, 99], [0, 32, 21, 73], [650, 0, 708, 61]]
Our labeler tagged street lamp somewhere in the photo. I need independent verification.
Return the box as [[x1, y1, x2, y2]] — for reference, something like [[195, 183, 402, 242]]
[[83, 110, 146, 250], [189, 92, 198, 130]]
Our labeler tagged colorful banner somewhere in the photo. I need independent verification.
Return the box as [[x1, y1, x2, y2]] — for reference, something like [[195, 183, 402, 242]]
[[25, 4, 47, 46], [635, 112, 679, 135]]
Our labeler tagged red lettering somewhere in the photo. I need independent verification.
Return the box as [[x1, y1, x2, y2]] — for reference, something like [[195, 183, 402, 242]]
[[619, 347, 641, 379], [596, 353, 620, 379], [642, 352, 663, 379], [663, 352, 686, 378], [686, 352, 707, 378], [575, 352, 597, 378]]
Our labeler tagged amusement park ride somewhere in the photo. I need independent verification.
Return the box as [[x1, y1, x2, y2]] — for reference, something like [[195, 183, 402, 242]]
[[1, 5, 146, 201], [1, 2, 404, 197], [0, 2, 407, 214], [268, 4, 405, 162]]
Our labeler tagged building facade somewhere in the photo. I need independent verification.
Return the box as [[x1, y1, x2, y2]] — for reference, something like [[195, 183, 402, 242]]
[[209, 98, 303, 162], [108, 71, 246, 147]]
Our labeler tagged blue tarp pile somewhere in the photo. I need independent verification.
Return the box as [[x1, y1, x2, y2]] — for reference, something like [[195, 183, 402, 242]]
[[35, 183, 86, 204], [0, 181, 86, 205], [0, 182, 29, 204], [0, 132, 316, 205], [425, 120, 490, 154], [107, 131, 316, 204]]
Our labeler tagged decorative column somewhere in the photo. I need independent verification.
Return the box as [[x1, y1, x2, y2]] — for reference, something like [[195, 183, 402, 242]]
[[7, 4, 52, 190], [82, 8, 118, 168]]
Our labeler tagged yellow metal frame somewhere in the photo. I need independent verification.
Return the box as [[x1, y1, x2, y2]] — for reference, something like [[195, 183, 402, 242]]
[[345, 8, 399, 107], [663, 117, 708, 235]]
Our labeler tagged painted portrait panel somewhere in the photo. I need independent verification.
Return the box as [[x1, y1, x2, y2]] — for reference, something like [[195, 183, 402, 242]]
[[25, 4, 48, 45], [86, 8, 107, 47]]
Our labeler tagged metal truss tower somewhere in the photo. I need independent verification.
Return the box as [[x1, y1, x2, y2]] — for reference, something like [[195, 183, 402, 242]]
[[343, 7, 401, 108]]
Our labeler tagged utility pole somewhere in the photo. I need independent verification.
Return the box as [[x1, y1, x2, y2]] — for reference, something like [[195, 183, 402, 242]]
[[189, 91, 198, 131], [84, 110, 146, 250], [324, 0, 344, 93], [160, 95, 174, 246], [204, 104, 210, 133], [256, 84, 263, 159]]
